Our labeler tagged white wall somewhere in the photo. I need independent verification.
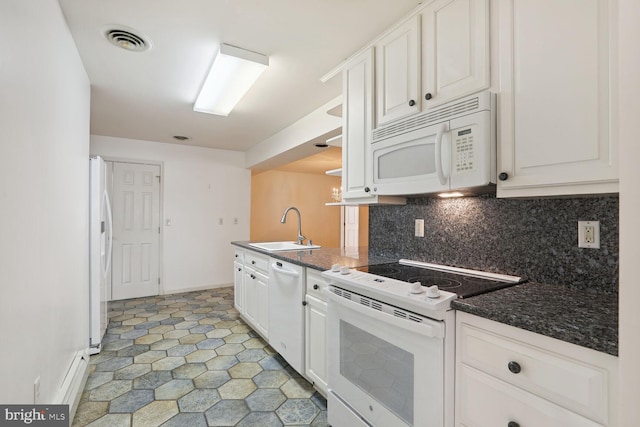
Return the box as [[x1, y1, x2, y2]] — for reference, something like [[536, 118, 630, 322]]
[[618, 0, 640, 424], [0, 1, 90, 403], [91, 136, 251, 294]]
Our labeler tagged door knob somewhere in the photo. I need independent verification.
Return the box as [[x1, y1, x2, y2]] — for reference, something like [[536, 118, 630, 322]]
[[498, 172, 509, 181], [408, 99, 416, 107], [508, 361, 521, 374], [425, 93, 433, 100]]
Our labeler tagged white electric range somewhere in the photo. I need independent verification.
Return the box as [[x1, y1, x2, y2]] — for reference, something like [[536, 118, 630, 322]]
[[322, 259, 523, 427]]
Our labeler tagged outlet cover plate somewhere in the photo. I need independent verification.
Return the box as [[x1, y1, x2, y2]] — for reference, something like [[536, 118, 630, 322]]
[[578, 220, 600, 249], [415, 219, 424, 237]]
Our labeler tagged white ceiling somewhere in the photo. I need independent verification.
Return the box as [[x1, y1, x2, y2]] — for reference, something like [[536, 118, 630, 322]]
[[59, 0, 422, 152]]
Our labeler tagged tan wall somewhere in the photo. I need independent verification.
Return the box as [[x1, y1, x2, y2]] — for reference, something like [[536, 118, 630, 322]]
[[250, 170, 368, 248], [358, 206, 369, 247]]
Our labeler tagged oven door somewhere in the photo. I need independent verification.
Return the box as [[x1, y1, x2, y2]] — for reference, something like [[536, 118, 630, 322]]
[[326, 287, 447, 427]]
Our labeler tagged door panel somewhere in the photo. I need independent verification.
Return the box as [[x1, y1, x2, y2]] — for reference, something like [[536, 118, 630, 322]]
[[343, 206, 359, 248], [111, 162, 161, 300]]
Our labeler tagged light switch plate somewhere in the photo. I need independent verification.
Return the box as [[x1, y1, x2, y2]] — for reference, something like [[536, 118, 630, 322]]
[[415, 219, 425, 237]]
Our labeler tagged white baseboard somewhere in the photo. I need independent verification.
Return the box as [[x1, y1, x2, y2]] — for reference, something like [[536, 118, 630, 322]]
[[163, 283, 233, 295], [56, 349, 89, 422]]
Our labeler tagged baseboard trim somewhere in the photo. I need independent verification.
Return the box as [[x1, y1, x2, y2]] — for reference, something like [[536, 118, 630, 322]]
[[163, 283, 233, 295]]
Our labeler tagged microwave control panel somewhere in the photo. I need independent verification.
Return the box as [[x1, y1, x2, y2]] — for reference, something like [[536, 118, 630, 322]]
[[454, 125, 476, 173]]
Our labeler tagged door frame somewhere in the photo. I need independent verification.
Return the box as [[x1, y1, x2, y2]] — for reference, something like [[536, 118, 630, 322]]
[[101, 156, 164, 300]]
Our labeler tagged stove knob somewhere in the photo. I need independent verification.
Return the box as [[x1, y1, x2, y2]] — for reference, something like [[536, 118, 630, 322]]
[[409, 282, 423, 294], [331, 264, 341, 273], [340, 266, 350, 275], [426, 285, 441, 299]]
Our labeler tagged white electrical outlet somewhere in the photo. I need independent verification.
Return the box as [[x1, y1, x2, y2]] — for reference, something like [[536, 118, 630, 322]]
[[578, 221, 600, 249], [415, 219, 425, 237]]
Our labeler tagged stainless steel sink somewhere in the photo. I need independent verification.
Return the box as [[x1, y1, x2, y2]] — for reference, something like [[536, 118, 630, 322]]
[[248, 241, 321, 252]]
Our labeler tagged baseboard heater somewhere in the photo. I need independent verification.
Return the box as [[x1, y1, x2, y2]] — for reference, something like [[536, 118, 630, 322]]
[[56, 349, 90, 421]]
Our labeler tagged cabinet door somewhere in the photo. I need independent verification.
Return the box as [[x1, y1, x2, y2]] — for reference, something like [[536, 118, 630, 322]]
[[342, 48, 375, 201], [305, 294, 328, 396], [422, 0, 489, 108], [376, 15, 421, 125], [497, 0, 618, 197], [244, 267, 258, 326], [254, 270, 269, 339], [457, 364, 603, 427], [233, 260, 244, 313]]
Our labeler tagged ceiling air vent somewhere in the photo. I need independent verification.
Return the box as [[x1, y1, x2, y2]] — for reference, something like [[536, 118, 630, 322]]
[[104, 26, 151, 52]]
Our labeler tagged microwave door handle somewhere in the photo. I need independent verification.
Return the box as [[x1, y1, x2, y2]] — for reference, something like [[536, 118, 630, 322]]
[[435, 123, 448, 185]]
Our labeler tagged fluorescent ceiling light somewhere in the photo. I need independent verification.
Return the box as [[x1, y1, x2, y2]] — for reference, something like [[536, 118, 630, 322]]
[[194, 44, 269, 116]]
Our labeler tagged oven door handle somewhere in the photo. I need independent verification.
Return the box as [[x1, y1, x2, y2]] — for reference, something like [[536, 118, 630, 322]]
[[326, 290, 444, 339]]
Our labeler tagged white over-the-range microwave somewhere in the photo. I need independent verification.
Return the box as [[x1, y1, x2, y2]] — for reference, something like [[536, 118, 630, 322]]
[[370, 91, 496, 196]]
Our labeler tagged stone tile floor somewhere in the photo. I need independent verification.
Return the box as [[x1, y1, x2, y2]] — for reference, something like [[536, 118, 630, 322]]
[[73, 286, 327, 426]]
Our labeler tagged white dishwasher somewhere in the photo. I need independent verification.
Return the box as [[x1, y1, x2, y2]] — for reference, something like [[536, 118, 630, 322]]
[[268, 258, 305, 374]]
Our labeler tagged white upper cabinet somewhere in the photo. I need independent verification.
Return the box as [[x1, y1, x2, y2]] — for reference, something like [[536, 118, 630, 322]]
[[497, 0, 618, 197], [343, 48, 376, 201], [375, 15, 421, 126], [421, 0, 490, 108], [341, 48, 407, 205]]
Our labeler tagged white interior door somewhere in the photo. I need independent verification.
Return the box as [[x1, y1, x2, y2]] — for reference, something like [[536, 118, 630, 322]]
[[343, 206, 359, 248], [111, 162, 161, 300]]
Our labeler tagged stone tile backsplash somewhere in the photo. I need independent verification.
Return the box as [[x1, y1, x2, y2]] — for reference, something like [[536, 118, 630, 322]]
[[369, 194, 619, 293]]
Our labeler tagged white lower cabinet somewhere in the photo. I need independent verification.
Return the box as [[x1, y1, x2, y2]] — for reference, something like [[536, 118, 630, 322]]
[[304, 269, 328, 397], [456, 312, 618, 427], [233, 248, 329, 395], [239, 251, 269, 340], [457, 364, 601, 427], [233, 250, 244, 313]]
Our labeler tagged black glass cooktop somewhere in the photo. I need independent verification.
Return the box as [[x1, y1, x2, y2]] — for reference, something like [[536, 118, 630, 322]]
[[356, 263, 522, 299]]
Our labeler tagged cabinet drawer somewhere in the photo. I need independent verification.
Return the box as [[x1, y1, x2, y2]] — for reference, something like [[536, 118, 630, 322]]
[[457, 317, 610, 424], [245, 252, 268, 273], [457, 364, 601, 427], [306, 269, 328, 301]]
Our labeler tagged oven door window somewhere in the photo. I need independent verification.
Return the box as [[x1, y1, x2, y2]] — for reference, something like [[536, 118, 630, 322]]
[[340, 320, 414, 424]]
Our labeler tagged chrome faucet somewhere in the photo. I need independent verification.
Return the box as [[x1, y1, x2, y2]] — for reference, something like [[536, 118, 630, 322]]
[[280, 206, 306, 245]]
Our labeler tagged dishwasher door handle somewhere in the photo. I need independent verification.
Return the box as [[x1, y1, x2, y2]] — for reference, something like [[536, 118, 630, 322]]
[[271, 263, 300, 278]]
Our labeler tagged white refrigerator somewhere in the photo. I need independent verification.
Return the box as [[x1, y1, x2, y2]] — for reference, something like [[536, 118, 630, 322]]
[[89, 156, 112, 354]]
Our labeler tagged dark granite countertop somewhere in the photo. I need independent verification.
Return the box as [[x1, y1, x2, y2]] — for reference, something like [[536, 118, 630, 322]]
[[452, 282, 618, 356], [232, 242, 618, 357], [231, 241, 397, 271]]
